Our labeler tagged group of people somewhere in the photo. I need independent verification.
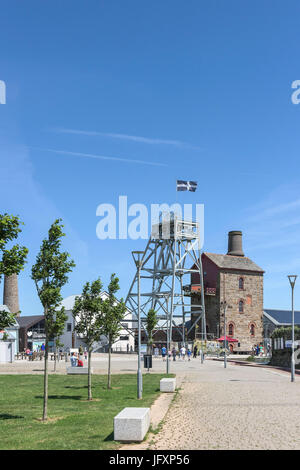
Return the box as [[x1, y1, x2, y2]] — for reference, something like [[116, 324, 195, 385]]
[[159, 345, 200, 361], [23, 343, 45, 356], [70, 352, 84, 367], [70, 345, 88, 367], [252, 343, 266, 356]]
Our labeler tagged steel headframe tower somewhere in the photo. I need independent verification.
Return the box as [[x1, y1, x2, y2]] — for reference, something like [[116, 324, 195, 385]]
[[125, 215, 206, 373]]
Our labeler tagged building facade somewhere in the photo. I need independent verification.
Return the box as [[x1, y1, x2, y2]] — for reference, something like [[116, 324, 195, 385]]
[[263, 309, 300, 340], [191, 231, 264, 353], [59, 292, 135, 353]]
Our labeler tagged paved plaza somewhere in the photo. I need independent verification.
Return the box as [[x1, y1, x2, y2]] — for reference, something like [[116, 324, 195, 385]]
[[0, 353, 217, 375], [2, 355, 300, 450], [147, 359, 300, 450]]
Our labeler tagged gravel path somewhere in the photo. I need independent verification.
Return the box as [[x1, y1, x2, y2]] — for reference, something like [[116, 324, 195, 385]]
[[148, 360, 300, 450]]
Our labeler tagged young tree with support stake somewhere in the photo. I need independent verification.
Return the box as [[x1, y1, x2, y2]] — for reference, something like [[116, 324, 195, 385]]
[[31, 219, 75, 421], [0, 214, 28, 330], [72, 279, 104, 401], [101, 274, 126, 389]]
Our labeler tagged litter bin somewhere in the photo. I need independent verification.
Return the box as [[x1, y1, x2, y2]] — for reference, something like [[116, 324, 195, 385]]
[[144, 354, 152, 369]]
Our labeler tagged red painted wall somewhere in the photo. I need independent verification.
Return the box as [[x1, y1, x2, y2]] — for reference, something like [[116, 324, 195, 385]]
[[191, 254, 219, 288]]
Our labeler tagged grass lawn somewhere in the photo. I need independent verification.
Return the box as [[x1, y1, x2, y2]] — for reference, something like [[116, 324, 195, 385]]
[[0, 373, 170, 450]]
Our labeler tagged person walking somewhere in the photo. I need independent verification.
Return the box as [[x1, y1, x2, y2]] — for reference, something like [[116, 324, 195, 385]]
[[187, 348, 192, 361], [172, 347, 177, 361], [161, 346, 167, 362], [180, 345, 186, 361], [193, 345, 198, 358]]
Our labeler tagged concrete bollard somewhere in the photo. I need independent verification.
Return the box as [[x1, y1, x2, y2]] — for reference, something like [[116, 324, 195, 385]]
[[160, 378, 176, 392], [114, 407, 150, 442]]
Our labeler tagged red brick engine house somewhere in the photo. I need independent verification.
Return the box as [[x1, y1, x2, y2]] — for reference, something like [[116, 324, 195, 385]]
[[191, 231, 264, 353]]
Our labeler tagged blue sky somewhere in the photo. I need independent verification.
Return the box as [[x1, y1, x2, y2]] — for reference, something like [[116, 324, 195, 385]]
[[1, 0, 300, 314]]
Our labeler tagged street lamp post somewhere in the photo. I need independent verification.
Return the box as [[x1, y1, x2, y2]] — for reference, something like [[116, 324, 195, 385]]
[[164, 294, 170, 375], [288, 275, 297, 383], [220, 301, 231, 369], [132, 251, 144, 399]]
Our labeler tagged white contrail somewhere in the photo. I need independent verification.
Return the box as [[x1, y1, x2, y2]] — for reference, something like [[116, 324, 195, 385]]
[[33, 147, 167, 167], [51, 127, 201, 150]]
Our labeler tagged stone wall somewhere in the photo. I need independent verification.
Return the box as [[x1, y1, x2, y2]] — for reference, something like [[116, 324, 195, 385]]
[[219, 270, 264, 352], [192, 270, 264, 351]]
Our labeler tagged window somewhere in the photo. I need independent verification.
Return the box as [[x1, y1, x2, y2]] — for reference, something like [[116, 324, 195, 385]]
[[67, 323, 72, 332], [239, 300, 244, 313], [239, 277, 244, 290], [228, 323, 234, 336], [121, 323, 128, 329], [120, 335, 129, 341], [250, 324, 255, 336]]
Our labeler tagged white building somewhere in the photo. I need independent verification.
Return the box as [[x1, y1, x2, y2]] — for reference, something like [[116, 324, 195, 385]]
[[0, 304, 19, 362], [59, 292, 135, 353]]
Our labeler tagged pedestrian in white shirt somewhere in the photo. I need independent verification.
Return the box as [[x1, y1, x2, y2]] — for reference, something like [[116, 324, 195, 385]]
[[180, 346, 186, 361]]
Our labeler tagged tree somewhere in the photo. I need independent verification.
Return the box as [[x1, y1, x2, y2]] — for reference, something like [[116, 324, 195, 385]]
[[31, 219, 75, 420], [72, 279, 104, 400], [145, 308, 158, 354], [0, 309, 19, 332], [0, 214, 28, 330], [101, 274, 126, 389]]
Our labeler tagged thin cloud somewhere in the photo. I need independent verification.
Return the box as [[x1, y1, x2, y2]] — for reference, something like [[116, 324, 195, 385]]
[[33, 147, 167, 167], [247, 198, 300, 222], [51, 127, 201, 150]]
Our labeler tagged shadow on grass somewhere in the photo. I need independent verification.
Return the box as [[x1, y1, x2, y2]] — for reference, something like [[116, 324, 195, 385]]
[[103, 431, 114, 442], [35, 395, 82, 400], [65, 385, 88, 389], [0, 413, 24, 420]]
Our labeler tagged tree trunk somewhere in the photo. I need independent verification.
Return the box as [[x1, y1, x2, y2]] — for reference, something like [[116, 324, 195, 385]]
[[54, 345, 57, 372], [88, 346, 92, 401], [107, 340, 111, 389], [43, 336, 49, 421]]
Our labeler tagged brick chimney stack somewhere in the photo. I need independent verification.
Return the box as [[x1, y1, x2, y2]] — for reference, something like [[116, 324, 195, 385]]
[[227, 231, 244, 257], [3, 273, 20, 315]]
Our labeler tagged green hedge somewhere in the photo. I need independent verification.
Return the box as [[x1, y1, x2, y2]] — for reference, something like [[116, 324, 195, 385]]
[[271, 325, 300, 339], [270, 326, 300, 368]]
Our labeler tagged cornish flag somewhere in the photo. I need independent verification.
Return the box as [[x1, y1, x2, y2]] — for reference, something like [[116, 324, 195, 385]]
[[176, 180, 197, 192]]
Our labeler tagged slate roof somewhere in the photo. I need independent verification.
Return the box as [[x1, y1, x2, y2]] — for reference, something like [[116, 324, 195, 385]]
[[16, 315, 44, 329], [204, 253, 264, 273], [264, 309, 300, 326]]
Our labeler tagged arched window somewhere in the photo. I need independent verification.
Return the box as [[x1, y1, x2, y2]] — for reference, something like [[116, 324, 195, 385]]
[[239, 300, 244, 313], [239, 277, 244, 290], [228, 323, 234, 336], [250, 324, 255, 336]]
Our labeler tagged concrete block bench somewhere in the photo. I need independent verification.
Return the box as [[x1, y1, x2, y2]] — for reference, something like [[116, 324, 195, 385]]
[[67, 367, 93, 375], [160, 378, 176, 392], [114, 407, 150, 442]]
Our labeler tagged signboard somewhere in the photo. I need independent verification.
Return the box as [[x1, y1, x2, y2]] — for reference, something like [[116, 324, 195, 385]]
[[285, 340, 300, 348], [140, 344, 147, 355]]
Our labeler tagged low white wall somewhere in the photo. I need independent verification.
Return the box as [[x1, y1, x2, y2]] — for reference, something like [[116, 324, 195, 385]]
[[0, 340, 15, 363]]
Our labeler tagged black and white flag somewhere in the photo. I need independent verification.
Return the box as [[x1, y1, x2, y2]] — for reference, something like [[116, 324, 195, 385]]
[[176, 180, 197, 192]]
